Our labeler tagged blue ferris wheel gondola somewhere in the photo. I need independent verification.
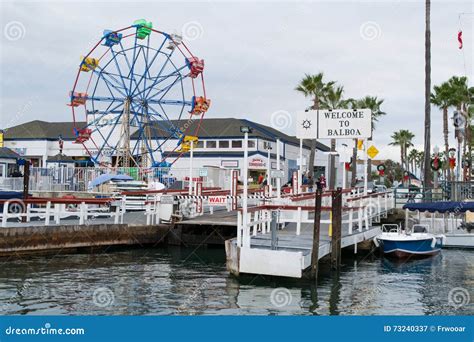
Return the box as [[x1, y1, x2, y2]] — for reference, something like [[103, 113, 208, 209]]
[[69, 19, 209, 168]]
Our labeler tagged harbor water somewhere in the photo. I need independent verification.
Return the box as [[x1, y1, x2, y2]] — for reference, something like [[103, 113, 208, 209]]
[[0, 247, 472, 315]]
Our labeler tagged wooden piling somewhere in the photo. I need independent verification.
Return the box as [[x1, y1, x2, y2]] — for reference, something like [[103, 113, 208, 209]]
[[22, 160, 30, 223], [331, 187, 342, 269], [310, 189, 322, 279]]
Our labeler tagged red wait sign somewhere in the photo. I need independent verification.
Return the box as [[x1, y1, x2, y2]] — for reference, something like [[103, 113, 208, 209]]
[[207, 196, 227, 206]]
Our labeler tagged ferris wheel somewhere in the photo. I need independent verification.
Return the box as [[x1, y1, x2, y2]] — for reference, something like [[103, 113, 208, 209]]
[[69, 19, 209, 168]]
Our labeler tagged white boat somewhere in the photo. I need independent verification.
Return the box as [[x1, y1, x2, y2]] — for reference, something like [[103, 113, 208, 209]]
[[375, 224, 445, 258]]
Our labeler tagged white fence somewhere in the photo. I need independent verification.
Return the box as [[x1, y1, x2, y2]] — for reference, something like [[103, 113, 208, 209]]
[[0, 166, 232, 193], [236, 192, 394, 248]]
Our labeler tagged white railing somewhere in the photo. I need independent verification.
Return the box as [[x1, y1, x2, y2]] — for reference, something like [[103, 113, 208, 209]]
[[0, 167, 226, 192], [0, 199, 125, 227], [236, 191, 394, 248]]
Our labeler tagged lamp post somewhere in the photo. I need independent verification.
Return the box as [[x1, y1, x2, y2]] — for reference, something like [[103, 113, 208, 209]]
[[267, 144, 272, 195], [240, 126, 252, 247], [188, 140, 194, 195], [298, 138, 303, 194], [341, 143, 348, 190], [276, 138, 281, 199]]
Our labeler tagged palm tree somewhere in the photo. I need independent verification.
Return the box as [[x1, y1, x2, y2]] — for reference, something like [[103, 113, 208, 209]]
[[431, 81, 455, 180], [446, 76, 471, 180], [390, 130, 415, 171], [320, 85, 348, 189], [408, 149, 419, 175], [295, 73, 335, 184], [350, 96, 385, 183], [347, 96, 384, 185], [423, 0, 432, 186]]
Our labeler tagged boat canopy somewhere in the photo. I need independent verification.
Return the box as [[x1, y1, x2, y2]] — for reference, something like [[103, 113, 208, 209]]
[[403, 201, 474, 213]]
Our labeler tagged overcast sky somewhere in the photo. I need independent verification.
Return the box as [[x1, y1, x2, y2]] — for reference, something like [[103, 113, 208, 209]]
[[1, 0, 472, 161]]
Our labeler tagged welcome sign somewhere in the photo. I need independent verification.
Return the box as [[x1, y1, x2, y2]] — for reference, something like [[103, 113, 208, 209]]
[[296, 109, 372, 139], [318, 109, 372, 139]]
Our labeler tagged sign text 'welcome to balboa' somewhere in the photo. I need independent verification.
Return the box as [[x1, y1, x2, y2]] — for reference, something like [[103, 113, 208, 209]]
[[296, 109, 372, 140]]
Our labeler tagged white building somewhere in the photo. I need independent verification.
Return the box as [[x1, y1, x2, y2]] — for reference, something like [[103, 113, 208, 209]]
[[3, 118, 331, 183]]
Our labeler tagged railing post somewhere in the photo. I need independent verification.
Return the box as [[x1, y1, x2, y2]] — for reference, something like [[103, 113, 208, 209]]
[[296, 206, 302, 236], [2, 201, 8, 228], [270, 210, 278, 250], [358, 207, 363, 232], [348, 209, 353, 235], [79, 202, 86, 225], [26, 203, 31, 222], [54, 204, 60, 224], [237, 211, 242, 247], [45, 201, 51, 226]]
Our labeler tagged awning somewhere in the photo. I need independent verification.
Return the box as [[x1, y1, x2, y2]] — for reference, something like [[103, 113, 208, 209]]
[[403, 201, 474, 213]]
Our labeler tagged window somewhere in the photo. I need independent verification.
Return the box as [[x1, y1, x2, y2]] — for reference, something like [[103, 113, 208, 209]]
[[263, 141, 273, 150], [196, 141, 204, 149], [248, 140, 256, 148], [218, 140, 229, 148], [232, 140, 242, 148], [207, 141, 217, 148]]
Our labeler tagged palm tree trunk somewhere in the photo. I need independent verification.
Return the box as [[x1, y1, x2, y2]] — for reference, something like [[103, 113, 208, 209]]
[[423, 0, 432, 187], [400, 146, 404, 171], [351, 139, 357, 186], [307, 98, 320, 187]]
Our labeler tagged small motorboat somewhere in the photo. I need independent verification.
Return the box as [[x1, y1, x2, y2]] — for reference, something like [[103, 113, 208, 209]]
[[375, 224, 445, 258]]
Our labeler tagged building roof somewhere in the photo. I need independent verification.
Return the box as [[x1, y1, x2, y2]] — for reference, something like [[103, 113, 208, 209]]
[[46, 153, 75, 163], [133, 118, 330, 151], [0, 147, 20, 159], [3, 120, 85, 141], [4, 118, 330, 151]]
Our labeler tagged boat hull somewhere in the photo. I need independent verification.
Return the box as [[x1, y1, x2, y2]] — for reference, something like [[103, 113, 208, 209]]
[[378, 237, 443, 259]]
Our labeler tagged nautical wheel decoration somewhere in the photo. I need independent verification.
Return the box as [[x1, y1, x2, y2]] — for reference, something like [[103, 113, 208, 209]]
[[69, 19, 209, 167], [376, 164, 385, 176], [430, 156, 442, 171]]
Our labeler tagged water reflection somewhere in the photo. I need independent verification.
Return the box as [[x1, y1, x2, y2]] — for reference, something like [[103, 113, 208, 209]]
[[0, 246, 472, 315]]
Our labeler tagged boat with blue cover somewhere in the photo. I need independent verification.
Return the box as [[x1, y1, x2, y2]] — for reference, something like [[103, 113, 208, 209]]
[[375, 224, 445, 258]]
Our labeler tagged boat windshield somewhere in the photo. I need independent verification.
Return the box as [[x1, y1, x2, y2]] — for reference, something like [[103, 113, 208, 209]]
[[382, 224, 399, 233], [413, 225, 428, 233]]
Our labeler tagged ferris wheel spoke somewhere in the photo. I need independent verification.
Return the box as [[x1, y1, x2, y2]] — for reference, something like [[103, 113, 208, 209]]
[[109, 46, 131, 95], [130, 36, 168, 98], [93, 67, 127, 92], [134, 66, 188, 99], [92, 70, 128, 98], [147, 75, 183, 101], [146, 104, 182, 138], [142, 49, 179, 99]]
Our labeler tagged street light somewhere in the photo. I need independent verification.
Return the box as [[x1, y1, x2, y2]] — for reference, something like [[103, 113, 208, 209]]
[[240, 126, 253, 134]]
